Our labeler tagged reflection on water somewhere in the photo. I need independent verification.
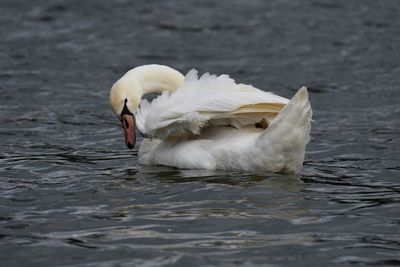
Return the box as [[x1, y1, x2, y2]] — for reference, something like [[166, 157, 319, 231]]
[[1, 0, 400, 266]]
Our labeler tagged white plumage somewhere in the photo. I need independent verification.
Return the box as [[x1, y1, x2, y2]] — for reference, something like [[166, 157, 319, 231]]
[[130, 68, 312, 173], [136, 70, 289, 139]]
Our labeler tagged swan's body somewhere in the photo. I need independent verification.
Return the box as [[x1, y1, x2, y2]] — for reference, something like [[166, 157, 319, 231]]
[[110, 65, 312, 173]]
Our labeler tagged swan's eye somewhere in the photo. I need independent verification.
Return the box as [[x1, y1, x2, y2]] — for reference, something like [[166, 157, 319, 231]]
[[120, 99, 133, 117]]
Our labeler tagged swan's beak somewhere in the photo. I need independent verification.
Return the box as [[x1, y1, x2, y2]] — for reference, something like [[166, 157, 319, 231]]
[[121, 114, 136, 149]]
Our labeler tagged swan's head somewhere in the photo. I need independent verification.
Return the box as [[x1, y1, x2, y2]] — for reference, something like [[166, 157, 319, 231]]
[[109, 75, 142, 149], [109, 64, 184, 149]]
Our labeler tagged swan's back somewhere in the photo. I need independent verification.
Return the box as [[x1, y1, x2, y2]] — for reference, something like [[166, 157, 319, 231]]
[[136, 69, 289, 140], [139, 87, 312, 173]]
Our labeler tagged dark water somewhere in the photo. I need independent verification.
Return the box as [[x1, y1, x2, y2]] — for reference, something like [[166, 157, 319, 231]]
[[1, 0, 400, 266]]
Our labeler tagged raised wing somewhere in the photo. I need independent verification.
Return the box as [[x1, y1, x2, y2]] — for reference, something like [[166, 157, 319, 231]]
[[136, 69, 289, 140]]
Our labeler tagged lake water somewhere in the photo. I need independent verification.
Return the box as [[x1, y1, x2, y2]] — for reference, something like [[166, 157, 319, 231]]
[[1, 0, 400, 266]]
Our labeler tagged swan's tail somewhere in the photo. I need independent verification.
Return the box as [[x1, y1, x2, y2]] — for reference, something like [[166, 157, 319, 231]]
[[257, 87, 312, 173]]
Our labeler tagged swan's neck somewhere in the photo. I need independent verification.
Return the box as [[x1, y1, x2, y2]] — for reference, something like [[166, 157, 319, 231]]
[[110, 65, 185, 115], [127, 64, 185, 96]]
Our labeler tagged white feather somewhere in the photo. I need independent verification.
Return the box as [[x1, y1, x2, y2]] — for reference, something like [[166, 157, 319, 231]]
[[138, 86, 312, 174], [136, 69, 289, 140]]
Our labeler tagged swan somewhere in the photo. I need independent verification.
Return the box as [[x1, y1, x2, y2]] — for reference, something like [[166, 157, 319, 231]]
[[109, 64, 312, 173]]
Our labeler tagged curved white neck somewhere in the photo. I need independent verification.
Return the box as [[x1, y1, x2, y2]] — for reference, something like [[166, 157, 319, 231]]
[[110, 65, 185, 115], [126, 64, 185, 96]]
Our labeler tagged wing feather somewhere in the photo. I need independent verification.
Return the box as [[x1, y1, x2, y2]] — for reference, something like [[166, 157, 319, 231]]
[[136, 69, 289, 139]]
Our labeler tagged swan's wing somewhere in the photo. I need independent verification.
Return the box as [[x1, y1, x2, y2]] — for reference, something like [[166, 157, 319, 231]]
[[136, 69, 289, 140]]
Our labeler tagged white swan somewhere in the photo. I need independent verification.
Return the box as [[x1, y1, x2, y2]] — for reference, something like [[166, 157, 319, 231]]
[[109, 64, 312, 173]]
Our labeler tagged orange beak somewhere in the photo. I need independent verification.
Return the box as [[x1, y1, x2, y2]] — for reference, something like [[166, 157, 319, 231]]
[[121, 114, 136, 149]]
